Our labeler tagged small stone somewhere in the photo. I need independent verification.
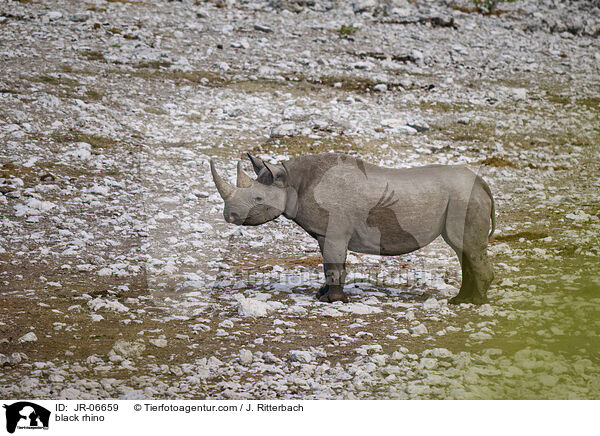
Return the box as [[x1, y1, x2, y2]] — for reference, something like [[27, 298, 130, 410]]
[[539, 374, 558, 387], [270, 123, 298, 138], [420, 357, 438, 370], [410, 49, 424, 65], [237, 296, 275, 318], [47, 11, 63, 20], [410, 324, 428, 336], [149, 338, 168, 348], [230, 40, 250, 49], [70, 13, 89, 22], [469, 332, 493, 341], [391, 351, 405, 361], [239, 349, 253, 365], [321, 307, 343, 317], [370, 354, 387, 366], [262, 352, 280, 364], [352, 0, 377, 13], [374, 84, 388, 92], [111, 340, 146, 358], [287, 305, 307, 316], [352, 61, 375, 70], [425, 348, 453, 359], [18, 332, 38, 343], [9, 353, 24, 364], [422, 297, 441, 311], [208, 356, 223, 369], [289, 350, 313, 363], [254, 24, 273, 33], [218, 319, 234, 328]]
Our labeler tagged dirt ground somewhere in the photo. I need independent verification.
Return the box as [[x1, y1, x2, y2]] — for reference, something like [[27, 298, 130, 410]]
[[0, 0, 599, 399]]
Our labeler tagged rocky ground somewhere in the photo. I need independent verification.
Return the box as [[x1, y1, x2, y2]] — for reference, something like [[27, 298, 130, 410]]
[[0, 0, 599, 399]]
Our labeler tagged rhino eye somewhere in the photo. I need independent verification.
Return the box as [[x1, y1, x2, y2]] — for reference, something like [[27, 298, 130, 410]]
[[254, 196, 264, 202]]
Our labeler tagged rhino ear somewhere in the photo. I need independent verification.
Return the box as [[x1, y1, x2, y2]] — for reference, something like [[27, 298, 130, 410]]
[[263, 161, 287, 188], [247, 153, 265, 176]]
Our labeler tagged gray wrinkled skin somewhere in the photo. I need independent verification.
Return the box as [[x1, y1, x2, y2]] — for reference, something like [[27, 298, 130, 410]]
[[211, 153, 495, 305]]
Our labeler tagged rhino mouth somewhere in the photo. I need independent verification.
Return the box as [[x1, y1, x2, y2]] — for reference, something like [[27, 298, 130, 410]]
[[242, 206, 280, 226]]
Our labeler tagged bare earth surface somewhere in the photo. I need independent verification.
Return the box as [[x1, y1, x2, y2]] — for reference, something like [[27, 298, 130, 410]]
[[0, 0, 599, 399]]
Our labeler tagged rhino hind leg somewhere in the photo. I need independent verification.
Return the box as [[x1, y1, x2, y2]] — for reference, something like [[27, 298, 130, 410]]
[[443, 190, 494, 304], [446, 246, 493, 305], [448, 257, 476, 304], [464, 251, 493, 304]]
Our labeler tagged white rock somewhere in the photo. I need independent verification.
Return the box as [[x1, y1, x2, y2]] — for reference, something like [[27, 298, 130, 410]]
[[289, 350, 314, 363], [338, 303, 382, 315], [111, 340, 145, 358], [410, 324, 428, 336], [237, 296, 274, 318], [287, 305, 308, 316], [321, 307, 343, 317], [469, 332, 493, 341], [239, 349, 253, 365], [218, 319, 234, 328], [352, 0, 377, 13], [566, 210, 592, 223], [370, 354, 387, 366], [422, 297, 441, 311], [18, 332, 38, 343], [270, 123, 298, 138], [89, 185, 110, 195], [420, 357, 438, 370], [410, 49, 424, 65], [87, 297, 130, 313], [149, 338, 168, 348], [47, 11, 63, 20], [390, 351, 405, 360], [425, 348, 453, 359]]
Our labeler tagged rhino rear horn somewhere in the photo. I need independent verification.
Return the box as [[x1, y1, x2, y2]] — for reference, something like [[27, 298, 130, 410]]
[[263, 161, 287, 187], [210, 160, 236, 200], [247, 153, 265, 176], [236, 161, 253, 188]]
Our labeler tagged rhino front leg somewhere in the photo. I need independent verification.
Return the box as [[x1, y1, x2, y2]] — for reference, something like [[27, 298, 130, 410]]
[[317, 236, 349, 303]]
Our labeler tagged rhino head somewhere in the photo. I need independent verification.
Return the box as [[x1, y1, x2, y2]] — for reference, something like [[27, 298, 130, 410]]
[[210, 153, 290, 226]]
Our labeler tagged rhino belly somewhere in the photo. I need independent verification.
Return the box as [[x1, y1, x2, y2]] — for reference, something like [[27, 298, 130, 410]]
[[348, 227, 425, 255], [347, 210, 444, 256]]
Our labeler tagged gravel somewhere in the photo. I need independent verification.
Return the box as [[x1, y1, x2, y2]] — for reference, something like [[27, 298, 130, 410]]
[[0, 0, 598, 400]]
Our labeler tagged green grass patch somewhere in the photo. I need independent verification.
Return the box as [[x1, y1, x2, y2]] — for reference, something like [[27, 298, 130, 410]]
[[333, 25, 359, 35]]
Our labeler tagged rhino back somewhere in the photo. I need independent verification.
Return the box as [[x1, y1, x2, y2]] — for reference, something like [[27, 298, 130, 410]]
[[283, 154, 482, 251]]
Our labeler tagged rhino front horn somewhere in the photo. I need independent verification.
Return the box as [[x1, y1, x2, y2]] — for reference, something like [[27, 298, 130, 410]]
[[210, 160, 236, 200], [236, 161, 253, 188]]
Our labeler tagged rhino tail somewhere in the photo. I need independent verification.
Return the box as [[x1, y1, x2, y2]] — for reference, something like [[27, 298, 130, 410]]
[[477, 175, 495, 240], [489, 194, 496, 240]]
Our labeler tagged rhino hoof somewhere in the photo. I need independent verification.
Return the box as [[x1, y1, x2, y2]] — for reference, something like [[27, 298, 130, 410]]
[[449, 295, 470, 305], [319, 289, 348, 303], [449, 294, 488, 305], [471, 294, 489, 305]]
